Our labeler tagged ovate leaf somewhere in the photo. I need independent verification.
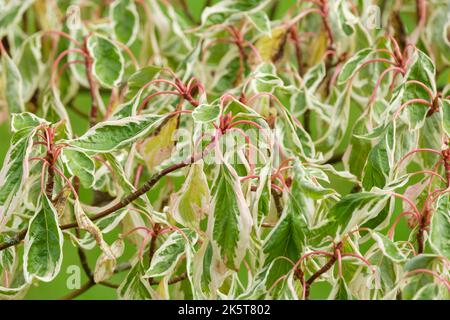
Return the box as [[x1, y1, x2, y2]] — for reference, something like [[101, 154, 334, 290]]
[[338, 48, 372, 84], [110, 0, 139, 46], [192, 103, 220, 123], [208, 163, 252, 270], [24, 195, 63, 282], [246, 11, 270, 35], [145, 229, 196, 278], [15, 35, 42, 101], [87, 34, 125, 88], [171, 162, 210, 231], [328, 278, 353, 300], [263, 166, 309, 289], [61, 149, 95, 188], [0, 0, 34, 38], [118, 260, 152, 300], [362, 124, 395, 190]]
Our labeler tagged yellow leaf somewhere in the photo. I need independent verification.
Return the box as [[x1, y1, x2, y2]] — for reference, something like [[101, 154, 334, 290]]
[[254, 27, 288, 63], [138, 116, 179, 173]]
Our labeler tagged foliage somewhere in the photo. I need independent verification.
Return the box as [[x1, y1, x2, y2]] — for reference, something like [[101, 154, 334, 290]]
[[0, 0, 449, 300]]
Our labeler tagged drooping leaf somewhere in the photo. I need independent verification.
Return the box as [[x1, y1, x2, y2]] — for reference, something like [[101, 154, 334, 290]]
[[362, 123, 395, 190], [370, 231, 406, 263], [328, 278, 353, 300], [171, 161, 210, 231], [23, 194, 63, 282], [208, 162, 252, 270], [138, 115, 179, 172], [441, 99, 450, 136], [311, 190, 390, 245]]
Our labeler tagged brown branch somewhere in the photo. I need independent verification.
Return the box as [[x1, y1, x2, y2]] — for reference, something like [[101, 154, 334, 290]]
[[60, 280, 95, 300], [45, 151, 55, 200], [0, 137, 215, 252], [272, 190, 284, 217], [304, 255, 337, 299], [147, 223, 160, 284], [148, 271, 188, 286]]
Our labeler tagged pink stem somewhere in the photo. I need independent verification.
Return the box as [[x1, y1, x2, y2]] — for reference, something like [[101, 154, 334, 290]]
[[393, 99, 432, 120], [390, 193, 421, 219], [398, 148, 442, 169], [405, 269, 450, 291], [369, 66, 404, 104], [405, 80, 434, 99], [388, 211, 416, 239]]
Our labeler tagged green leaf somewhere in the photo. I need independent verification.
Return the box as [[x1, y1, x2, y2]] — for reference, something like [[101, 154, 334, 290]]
[[171, 162, 210, 230], [23, 194, 63, 282], [118, 260, 152, 300], [138, 115, 179, 173], [0, 282, 29, 300], [311, 191, 389, 244], [209, 163, 252, 270], [0, 122, 41, 228], [145, 229, 196, 278], [403, 50, 436, 129], [2, 52, 24, 113], [87, 34, 125, 88], [370, 231, 406, 263], [0, 0, 34, 38], [10, 112, 47, 132], [61, 148, 95, 188], [263, 166, 309, 289], [429, 195, 450, 259], [68, 26, 89, 87], [338, 48, 372, 84], [200, 0, 269, 28], [328, 278, 353, 300], [15, 35, 42, 101], [192, 103, 221, 123], [246, 11, 271, 34], [402, 254, 440, 299], [441, 99, 450, 136], [412, 283, 444, 300], [127, 66, 162, 98], [69, 114, 167, 152], [362, 123, 395, 190], [110, 0, 139, 46]]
